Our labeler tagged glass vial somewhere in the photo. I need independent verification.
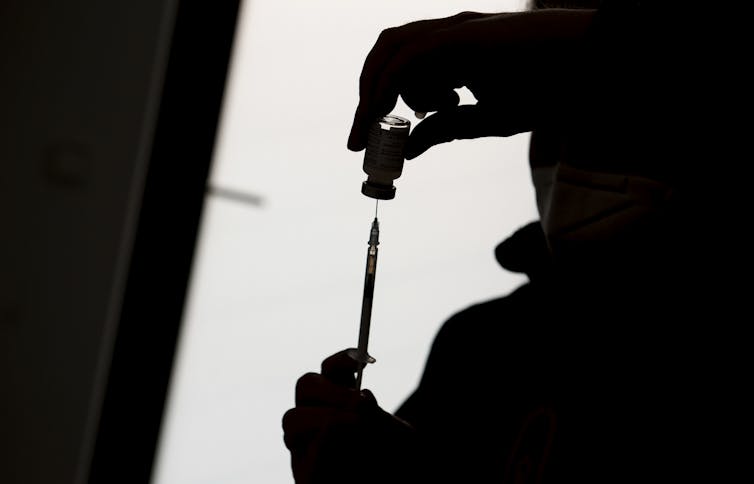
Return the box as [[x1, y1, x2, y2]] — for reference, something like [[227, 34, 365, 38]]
[[361, 115, 411, 200]]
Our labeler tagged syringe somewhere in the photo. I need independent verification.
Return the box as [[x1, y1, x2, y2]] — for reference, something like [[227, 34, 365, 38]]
[[348, 214, 380, 390]]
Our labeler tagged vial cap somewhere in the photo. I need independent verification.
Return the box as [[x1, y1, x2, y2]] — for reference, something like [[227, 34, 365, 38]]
[[361, 181, 395, 200], [378, 115, 411, 131]]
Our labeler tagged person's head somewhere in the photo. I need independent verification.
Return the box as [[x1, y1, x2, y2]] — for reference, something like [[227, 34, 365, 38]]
[[528, 0, 603, 9], [525, 0, 674, 274]]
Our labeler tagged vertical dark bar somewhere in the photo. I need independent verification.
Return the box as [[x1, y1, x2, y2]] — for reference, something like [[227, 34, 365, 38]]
[[87, 1, 241, 483]]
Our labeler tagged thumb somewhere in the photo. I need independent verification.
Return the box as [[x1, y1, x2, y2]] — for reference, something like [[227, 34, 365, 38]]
[[404, 104, 524, 160], [358, 388, 379, 409], [321, 348, 361, 387]]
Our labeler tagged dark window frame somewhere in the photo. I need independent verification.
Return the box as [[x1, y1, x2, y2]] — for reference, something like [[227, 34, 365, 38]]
[[87, 2, 242, 483]]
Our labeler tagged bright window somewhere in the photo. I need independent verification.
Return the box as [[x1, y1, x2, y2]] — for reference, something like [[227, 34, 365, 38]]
[[152, 1, 536, 483]]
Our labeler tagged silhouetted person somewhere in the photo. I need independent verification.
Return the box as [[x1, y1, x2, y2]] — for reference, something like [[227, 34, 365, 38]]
[[283, 1, 742, 482]]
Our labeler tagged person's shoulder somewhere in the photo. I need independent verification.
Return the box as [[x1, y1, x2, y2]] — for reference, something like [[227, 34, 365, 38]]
[[432, 283, 542, 347]]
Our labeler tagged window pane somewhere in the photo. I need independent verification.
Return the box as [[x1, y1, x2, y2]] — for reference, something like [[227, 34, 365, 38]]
[[152, 1, 536, 483]]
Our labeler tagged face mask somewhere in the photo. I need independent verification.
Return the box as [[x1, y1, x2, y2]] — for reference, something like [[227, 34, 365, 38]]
[[532, 163, 673, 247]]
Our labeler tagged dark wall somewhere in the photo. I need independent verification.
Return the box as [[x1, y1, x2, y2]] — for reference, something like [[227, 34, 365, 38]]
[[0, 1, 178, 483]]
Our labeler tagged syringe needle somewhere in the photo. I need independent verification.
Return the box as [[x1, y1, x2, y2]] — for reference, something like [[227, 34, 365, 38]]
[[375, 199, 379, 218]]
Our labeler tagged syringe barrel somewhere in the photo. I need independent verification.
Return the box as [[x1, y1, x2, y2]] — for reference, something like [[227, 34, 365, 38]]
[[357, 249, 376, 355], [353, 218, 380, 389]]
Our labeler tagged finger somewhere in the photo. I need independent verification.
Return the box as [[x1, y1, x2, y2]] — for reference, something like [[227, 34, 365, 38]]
[[284, 408, 362, 484], [321, 348, 362, 386], [401, 85, 460, 115], [295, 372, 361, 408], [404, 104, 520, 159], [348, 11, 488, 151], [349, 37, 448, 153], [357, 388, 379, 411], [282, 407, 319, 451], [369, 33, 463, 132], [282, 407, 360, 451]]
